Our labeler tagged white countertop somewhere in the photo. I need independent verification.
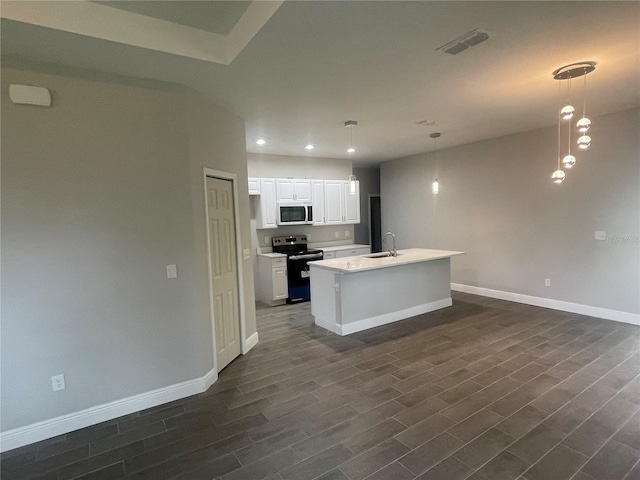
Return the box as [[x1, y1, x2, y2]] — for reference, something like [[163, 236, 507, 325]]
[[309, 248, 465, 273], [318, 244, 369, 253], [257, 252, 287, 258]]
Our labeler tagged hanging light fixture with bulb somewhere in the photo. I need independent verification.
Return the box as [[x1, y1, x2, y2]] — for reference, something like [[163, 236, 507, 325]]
[[551, 61, 596, 183], [345, 120, 357, 154], [344, 120, 358, 193], [552, 112, 566, 183], [430, 132, 441, 194], [349, 174, 357, 194]]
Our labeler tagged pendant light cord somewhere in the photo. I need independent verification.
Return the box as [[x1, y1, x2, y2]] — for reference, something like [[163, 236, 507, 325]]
[[557, 81, 562, 169], [582, 72, 587, 117]]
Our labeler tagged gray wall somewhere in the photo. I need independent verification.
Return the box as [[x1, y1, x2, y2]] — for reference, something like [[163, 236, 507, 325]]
[[381, 108, 640, 315], [353, 167, 380, 246], [1, 66, 255, 432]]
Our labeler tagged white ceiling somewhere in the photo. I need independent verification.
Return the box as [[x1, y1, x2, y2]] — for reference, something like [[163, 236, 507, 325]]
[[2, 1, 639, 166], [92, 1, 252, 36]]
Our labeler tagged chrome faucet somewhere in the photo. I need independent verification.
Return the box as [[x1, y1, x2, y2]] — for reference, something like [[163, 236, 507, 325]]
[[384, 232, 397, 257]]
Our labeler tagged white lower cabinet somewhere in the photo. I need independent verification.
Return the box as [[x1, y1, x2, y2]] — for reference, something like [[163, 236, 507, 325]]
[[258, 255, 288, 305]]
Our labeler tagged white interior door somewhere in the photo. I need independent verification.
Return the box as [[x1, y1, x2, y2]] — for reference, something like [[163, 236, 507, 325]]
[[206, 176, 241, 372]]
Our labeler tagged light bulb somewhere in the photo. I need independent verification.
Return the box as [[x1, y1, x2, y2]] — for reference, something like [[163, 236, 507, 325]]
[[347, 147, 355, 153], [305, 144, 314, 150], [560, 105, 575, 120], [576, 117, 591, 133], [577, 135, 591, 149], [551, 170, 566, 183], [432, 179, 439, 195], [256, 138, 266, 145], [562, 154, 576, 169]]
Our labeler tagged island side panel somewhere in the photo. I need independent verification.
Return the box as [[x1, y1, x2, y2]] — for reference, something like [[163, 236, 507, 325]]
[[310, 266, 342, 335], [338, 258, 452, 334]]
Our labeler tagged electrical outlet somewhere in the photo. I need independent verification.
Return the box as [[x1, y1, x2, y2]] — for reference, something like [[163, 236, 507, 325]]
[[52, 374, 65, 392], [334, 231, 339, 238], [307, 233, 312, 241], [345, 230, 350, 237], [166, 265, 177, 279], [545, 278, 551, 287], [243, 248, 250, 260], [264, 236, 269, 245]]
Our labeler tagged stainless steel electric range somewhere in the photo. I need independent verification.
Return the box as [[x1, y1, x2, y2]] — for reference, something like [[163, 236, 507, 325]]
[[272, 235, 323, 303]]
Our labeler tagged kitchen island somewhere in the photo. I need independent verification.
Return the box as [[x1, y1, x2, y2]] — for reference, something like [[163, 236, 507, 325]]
[[309, 248, 465, 335]]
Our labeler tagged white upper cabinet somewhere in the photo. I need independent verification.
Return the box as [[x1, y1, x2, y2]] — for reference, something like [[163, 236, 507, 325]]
[[251, 177, 360, 227], [255, 178, 277, 229], [324, 180, 344, 224], [276, 179, 311, 202], [311, 180, 326, 225], [343, 180, 360, 224], [248, 177, 261, 195], [324, 180, 359, 224]]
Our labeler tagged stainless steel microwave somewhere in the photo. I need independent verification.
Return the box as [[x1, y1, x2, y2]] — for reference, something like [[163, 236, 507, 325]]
[[277, 203, 313, 225]]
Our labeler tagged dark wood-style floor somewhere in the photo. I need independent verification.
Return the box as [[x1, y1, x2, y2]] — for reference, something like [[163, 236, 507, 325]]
[[3, 292, 640, 480]]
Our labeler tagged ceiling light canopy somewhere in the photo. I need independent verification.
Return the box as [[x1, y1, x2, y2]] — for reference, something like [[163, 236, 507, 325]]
[[256, 138, 266, 145], [305, 144, 314, 150]]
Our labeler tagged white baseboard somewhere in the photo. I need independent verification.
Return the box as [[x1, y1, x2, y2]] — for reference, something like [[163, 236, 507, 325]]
[[451, 283, 640, 326], [316, 298, 453, 336], [0, 368, 218, 453], [244, 332, 259, 353]]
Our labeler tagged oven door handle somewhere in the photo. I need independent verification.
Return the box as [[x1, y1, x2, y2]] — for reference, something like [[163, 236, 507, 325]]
[[289, 253, 323, 261]]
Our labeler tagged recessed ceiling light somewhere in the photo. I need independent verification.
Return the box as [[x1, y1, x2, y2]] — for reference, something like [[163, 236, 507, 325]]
[[256, 138, 266, 145], [347, 147, 356, 154], [305, 144, 314, 150]]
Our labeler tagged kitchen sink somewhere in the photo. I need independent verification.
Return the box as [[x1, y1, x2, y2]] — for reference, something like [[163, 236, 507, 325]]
[[365, 252, 401, 258]]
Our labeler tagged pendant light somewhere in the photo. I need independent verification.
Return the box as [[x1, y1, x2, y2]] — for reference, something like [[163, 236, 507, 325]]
[[345, 120, 357, 154], [577, 73, 591, 133], [430, 132, 441, 194], [560, 77, 574, 120], [349, 174, 357, 194], [552, 107, 566, 183], [562, 115, 576, 169], [551, 61, 596, 183]]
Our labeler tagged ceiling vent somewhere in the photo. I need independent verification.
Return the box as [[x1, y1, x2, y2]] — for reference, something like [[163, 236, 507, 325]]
[[437, 29, 489, 55]]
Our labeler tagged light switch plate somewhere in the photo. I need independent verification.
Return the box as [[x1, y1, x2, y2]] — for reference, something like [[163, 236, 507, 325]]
[[264, 236, 269, 245], [335, 231, 339, 238], [595, 231, 607, 241], [345, 230, 350, 237], [243, 248, 250, 260], [167, 264, 177, 279]]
